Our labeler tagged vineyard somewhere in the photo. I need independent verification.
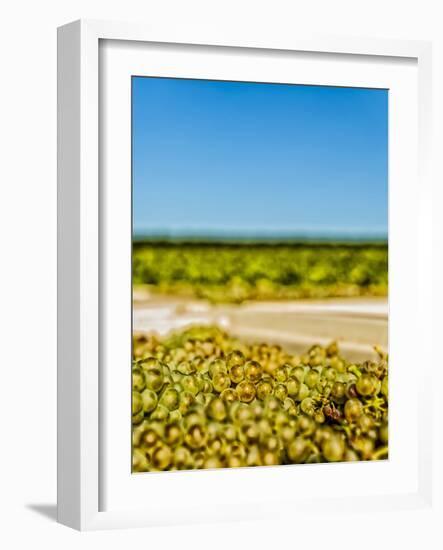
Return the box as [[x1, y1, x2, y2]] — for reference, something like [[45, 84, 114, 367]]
[[133, 240, 388, 303]]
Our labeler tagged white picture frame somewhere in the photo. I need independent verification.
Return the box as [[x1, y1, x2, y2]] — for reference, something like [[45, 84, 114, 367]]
[[57, 19, 433, 531]]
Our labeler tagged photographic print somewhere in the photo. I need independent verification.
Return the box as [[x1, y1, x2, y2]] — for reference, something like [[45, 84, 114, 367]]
[[131, 77, 388, 472]]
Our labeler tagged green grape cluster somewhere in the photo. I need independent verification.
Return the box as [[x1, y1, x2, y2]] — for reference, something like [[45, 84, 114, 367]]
[[132, 326, 388, 472]]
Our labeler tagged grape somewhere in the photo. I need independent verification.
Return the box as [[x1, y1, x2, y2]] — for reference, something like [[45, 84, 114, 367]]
[[236, 381, 256, 403], [141, 389, 158, 413], [229, 364, 245, 384], [344, 398, 364, 422], [322, 434, 345, 462], [132, 327, 389, 472], [245, 361, 263, 383], [356, 374, 378, 396]]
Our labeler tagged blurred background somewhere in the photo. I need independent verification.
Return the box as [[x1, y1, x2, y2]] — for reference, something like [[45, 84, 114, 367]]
[[132, 77, 388, 360]]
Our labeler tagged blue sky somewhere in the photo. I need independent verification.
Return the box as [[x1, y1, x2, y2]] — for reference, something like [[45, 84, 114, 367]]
[[132, 77, 388, 239]]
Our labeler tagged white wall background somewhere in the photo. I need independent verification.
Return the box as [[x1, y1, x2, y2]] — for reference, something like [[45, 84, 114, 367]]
[[0, 0, 441, 547]]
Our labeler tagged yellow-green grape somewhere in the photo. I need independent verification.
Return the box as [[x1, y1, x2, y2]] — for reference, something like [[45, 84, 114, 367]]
[[173, 446, 193, 470], [164, 423, 184, 447], [274, 384, 288, 402], [379, 422, 388, 444], [185, 424, 207, 449], [317, 379, 333, 398], [356, 373, 378, 396], [144, 366, 164, 393], [286, 376, 300, 398], [141, 389, 158, 414], [357, 414, 373, 434], [228, 455, 244, 468], [304, 370, 320, 389], [309, 354, 324, 367], [314, 426, 333, 446], [193, 451, 205, 469], [331, 381, 346, 402], [204, 456, 223, 469], [178, 391, 194, 414], [288, 437, 309, 463], [162, 363, 172, 377], [314, 409, 326, 424], [159, 388, 179, 411], [226, 350, 245, 369], [344, 398, 364, 422], [132, 411, 144, 425], [227, 401, 241, 422], [132, 448, 149, 472], [250, 401, 264, 418], [297, 414, 316, 436], [326, 341, 339, 357], [246, 445, 262, 467], [229, 364, 245, 384], [206, 421, 221, 441], [151, 445, 172, 470], [352, 436, 374, 459], [265, 434, 280, 452], [171, 370, 183, 383], [224, 424, 238, 442], [212, 371, 231, 393], [171, 381, 184, 393], [201, 341, 215, 357], [300, 397, 316, 416], [207, 397, 227, 421], [234, 403, 254, 424], [296, 383, 310, 402], [262, 450, 280, 466], [280, 424, 296, 445], [140, 422, 163, 448], [230, 440, 247, 460], [282, 397, 297, 416], [381, 375, 388, 398], [169, 409, 182, 423], [257, 418, 273, 441], [220, 387, 238, 403], [329, 355, 346, 373], [184, 410, 204, 429], [274, 410, 289, 429], [322, 434, 345, 462], [274, 365, 289, 383], [140, 356, 162, 372], [241, 422, 260, 445], [132, 391, 143, 415], [344, 448, 360, 461], [181, 374, 200, 395], [264, 395, 280, 415], [209, 358, 227, 379], [196, 392, 214, 407], [132, 368, 146, 392], [244, 360, 263, 383], [177, 360, 195, 375], [193, 356, 208, 375], [200, 376, 213, 393], [292, 365, 306, 383], [322, 367, 337, 382], [132, 420, 148, 447], [150, 404, 170, 421], [256, 379, 273, 400], [236, 380, 256, 403]]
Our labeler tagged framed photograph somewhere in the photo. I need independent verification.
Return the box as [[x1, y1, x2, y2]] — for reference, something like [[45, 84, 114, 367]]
[[57, 19, 433, 530]]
